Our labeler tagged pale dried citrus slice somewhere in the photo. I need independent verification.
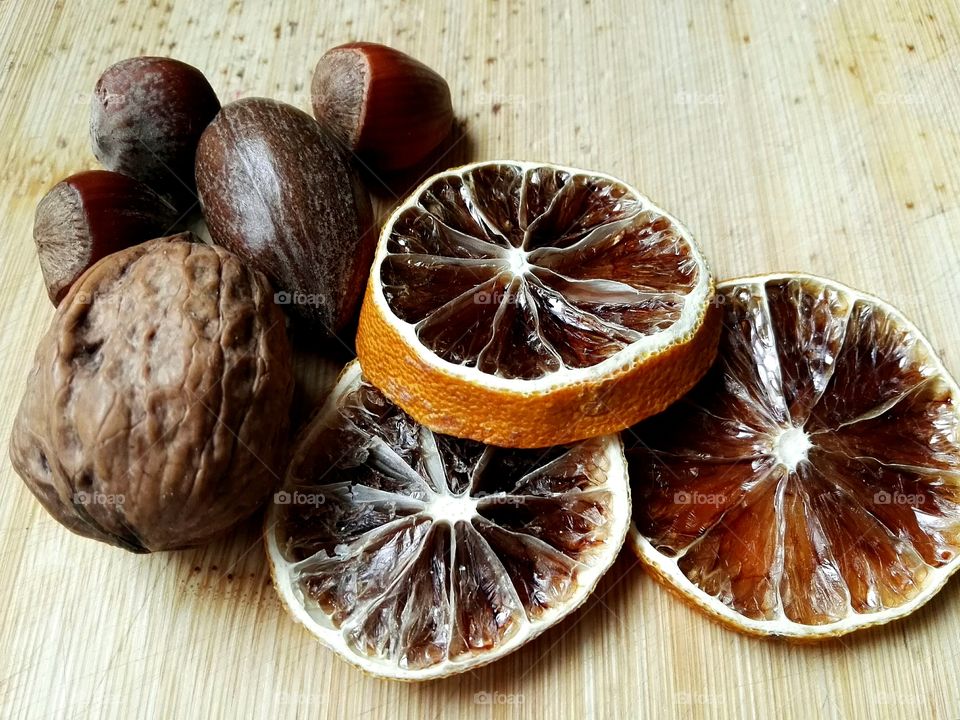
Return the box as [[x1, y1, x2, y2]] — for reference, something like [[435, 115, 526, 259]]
[[356, 160, 720, 448], [627, 273, 960, 639], [265, 360, 630, 679]]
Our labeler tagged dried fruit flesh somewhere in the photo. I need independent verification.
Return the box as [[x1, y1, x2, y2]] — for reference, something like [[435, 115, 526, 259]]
[[357, 161, 720, 447], [627, 274, 960, 638], [266, 360, 630, 679]]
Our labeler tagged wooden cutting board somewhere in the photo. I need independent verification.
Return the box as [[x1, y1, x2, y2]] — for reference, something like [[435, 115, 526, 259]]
[[2, 1, 959, 718]]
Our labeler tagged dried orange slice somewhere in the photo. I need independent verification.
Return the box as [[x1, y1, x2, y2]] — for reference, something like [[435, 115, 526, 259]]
[[265, 360, 630, 679], [356, 161, 720, 448], [627, 273, 960, 639]]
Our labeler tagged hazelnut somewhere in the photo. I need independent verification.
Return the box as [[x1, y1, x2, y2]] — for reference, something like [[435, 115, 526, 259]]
[[90, 56, 220, 205], [33, 169, 177, 305], [311, 42, 454, 173], [8, 236, 294, 552], [195, 98, 375, 337]]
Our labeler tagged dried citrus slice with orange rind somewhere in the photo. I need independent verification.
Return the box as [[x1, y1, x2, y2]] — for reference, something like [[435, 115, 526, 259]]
[[266, 360, 630, 679], [627, 273, 960, 639], [356, 161, 720, 448]]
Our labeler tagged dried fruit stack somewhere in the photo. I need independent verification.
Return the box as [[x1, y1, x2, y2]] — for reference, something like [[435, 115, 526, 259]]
[[8, 40, 960, 682]]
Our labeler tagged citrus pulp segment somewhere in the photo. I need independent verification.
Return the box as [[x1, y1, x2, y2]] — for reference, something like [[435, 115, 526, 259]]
[[356, 160, 720, 447], [266, 361, 631, 679], [627, 273, 960, 639]]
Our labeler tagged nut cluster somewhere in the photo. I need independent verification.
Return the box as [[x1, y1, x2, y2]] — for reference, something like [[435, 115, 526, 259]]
[[16, 42, 457, 552]]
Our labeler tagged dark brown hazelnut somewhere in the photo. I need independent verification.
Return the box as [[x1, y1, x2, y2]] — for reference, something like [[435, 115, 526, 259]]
[[311, 42, 454, 173], [33, 169, 178, 306], [8, 236, 294, 552], [195, 98, 375, 338], [90, 56, 220, 205]]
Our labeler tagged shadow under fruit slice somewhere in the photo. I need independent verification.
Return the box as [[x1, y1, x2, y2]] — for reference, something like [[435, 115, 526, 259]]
[[626, 273, 960, 639], [265, 360, 630, 680], [356, 161, 720, 448]]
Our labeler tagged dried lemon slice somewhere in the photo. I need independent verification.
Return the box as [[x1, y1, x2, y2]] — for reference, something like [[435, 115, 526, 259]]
[[356, 161, 720, 448], [627, 273, 960, 639], [266, 360, 630, 679]]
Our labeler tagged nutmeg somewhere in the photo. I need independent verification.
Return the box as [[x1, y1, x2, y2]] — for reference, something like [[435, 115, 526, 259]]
[[195, 97, 375, 337], [90, 56, 220, 205], [311, 42, 454, 173], [33, 169, 178, 305]]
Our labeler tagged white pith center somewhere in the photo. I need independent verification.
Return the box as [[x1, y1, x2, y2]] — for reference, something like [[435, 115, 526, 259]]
[[426, 493, 479, 523], [507, 247, 530, 275], [774, 426, 812, 471]]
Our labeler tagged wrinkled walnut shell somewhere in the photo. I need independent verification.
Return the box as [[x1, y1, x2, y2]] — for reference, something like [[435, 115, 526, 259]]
[[9, 236, 294, 552]]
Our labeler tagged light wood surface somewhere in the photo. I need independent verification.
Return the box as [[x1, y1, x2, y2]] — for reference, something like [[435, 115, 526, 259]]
[[2, 1, 960, 718]]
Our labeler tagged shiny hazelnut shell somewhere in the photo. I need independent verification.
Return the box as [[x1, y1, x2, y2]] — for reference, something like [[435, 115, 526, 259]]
[[90, 56, 220, 204], [33, 170, 178, 305], [311, 42, 454, 173]]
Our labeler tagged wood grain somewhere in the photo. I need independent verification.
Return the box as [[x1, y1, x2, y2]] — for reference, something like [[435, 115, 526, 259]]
[[2, 1, 960, 718]]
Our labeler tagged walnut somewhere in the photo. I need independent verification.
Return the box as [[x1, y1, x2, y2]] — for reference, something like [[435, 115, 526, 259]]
[[9, 235, 294, 552]]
